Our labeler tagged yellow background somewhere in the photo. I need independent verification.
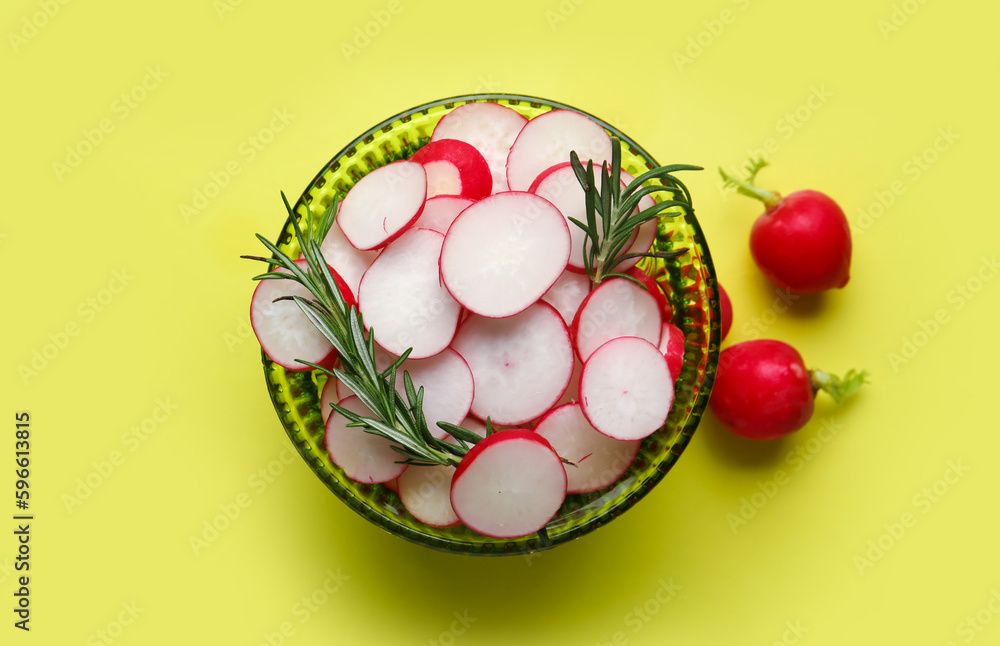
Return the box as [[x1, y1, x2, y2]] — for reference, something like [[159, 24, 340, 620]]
[[3, 0, 999, 644]]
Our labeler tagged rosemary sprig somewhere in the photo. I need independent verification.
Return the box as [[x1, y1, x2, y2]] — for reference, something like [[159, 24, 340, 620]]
[[242, 193, 482, 468], [569, 137, 701, 286]]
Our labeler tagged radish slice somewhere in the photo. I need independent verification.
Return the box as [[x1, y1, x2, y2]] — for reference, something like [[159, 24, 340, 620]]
[[613, 219, 658, 273], [320, 375, 338, 422], [337, 161, 426, 250], [624, 266, 669, 314], [542, 270, 592, 326], [431, 102, 528, 194], [658, 322, 685, 383], [316, 205, 379, 298], [440, 192, 570, 318], [412, 196, 474, 235], [450, 429, 567, 538], [410, 139, 492, 200], [250, 260, 353, 371], [325, 396, 408, 484], [359, 228, 461, 358], [534, 403, 641, 494], [393, 349, 474, 439], [506, 109, 613, 192], [451, 303, 574, 426], [572, 277, 663, 361], [397, 436, 461, 528], [580, 336, 673, 441]]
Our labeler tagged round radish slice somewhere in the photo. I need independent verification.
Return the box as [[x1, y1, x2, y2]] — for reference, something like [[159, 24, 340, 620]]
[[325, 396, 408, 484], [572, 277, 663, 361], [410, 139, 492, 200], [320, 374, 338, 422], [534, 403, 641, 494], [319, 214, 378, 298], [394, 349, 474, 439], [431, 102, 528, 194], [440, 192, 570, 318], [530, 162, 629, 274], [359, 228, 461, 358], [451, 303, 574, 426], [450, 429, 567, 539], [658, 322, 685, 383], [412, 195, 474, 235], [580, 336, 673, 441], [398, 436, 461, 528], [506, 109, 613, 192], [250, 260, 352, 371], [336, 161, 426, 250], [624, 266, 669, 314], [542, 270, 592, 326]]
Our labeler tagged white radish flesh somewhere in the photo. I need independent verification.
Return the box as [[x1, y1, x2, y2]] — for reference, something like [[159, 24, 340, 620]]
[[450, 429, 567, 539], [439, 191, 570, 318], [572, 277, 662, 361], [451, 303, 574, 426], [336, 161, 426, 250], [359, 228, 461, 358], [250, 260, 348, 371], [579, 336, 673, 441], [431, 102, 528, 194], [397, 437, 461, 528], [505, 109, 612, 192], [325, 396, 408, 484], [542, 270, 592, 326], [534, 403, 641, 494], [411, 195, 474, 235]]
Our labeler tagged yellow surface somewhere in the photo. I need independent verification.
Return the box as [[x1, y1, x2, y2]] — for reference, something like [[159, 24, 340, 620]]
[[2, 0, 998, 644]]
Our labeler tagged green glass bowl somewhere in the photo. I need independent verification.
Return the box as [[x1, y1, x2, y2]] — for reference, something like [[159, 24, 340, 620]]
[[261, 94, 721, 555]]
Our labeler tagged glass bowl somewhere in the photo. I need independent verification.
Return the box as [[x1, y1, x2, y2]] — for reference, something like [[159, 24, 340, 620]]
[[260, 93, 721, 555]]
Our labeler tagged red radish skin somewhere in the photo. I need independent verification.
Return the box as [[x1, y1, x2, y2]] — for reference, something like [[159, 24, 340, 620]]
[[657, 322, 685, 383], [410, 139, 492, 200], [439, 191, 571, 318], [449, 429, 567, 539], [325, 396, 409, 484], [358, 228, 461, 358], [336, 160, 427, 250], [719, 283, 732, 342], [721, 162, 851, 294], [579, 336, 673, 441], [250, 260, 354, 372], [430, 102, 527, 194], [534, 403, 641, 494], [572, 277, 663, 362], [411, 196, 474, 235], [505, 109, 613, 192], [451, 302, 574, 426], [710, 339, 866, 440]]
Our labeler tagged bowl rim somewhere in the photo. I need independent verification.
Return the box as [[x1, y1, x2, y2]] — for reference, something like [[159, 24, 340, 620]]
[[267, 92, 721, 555]]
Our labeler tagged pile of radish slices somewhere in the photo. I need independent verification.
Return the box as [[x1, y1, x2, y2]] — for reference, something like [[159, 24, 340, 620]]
[[251, 103, 687, 539]]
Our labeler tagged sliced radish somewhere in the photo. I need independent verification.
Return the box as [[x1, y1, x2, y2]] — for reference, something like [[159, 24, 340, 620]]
[[359, 228, 461, 358], [624, 266, 669, 314], [318, 214, 378, 298], [336, 161, 426, 250], [397, 436, 461, 528], [250, 260, 353, 371], [505, 109, 613, 192], [393, 349, 474, 439], [325, 395, 408, 484], [534, 403, 641, 494], [451, 303, 574, 426], [410, 139, 492, 200], [320, 374, 338, 422], [580, 336, 673, 441], [440, 192, 570, 318], [411, 196, 474, 235], [542, 270, 592, 326], [450, 429, 567, 539], [658, 322, 685, 383], [431, 102, 528, 194], [572, 277, 662, 361]]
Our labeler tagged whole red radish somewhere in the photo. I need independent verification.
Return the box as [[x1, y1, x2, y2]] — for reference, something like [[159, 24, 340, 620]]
[[720, 159, 851, 294], [710, 339, 866, 441]]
